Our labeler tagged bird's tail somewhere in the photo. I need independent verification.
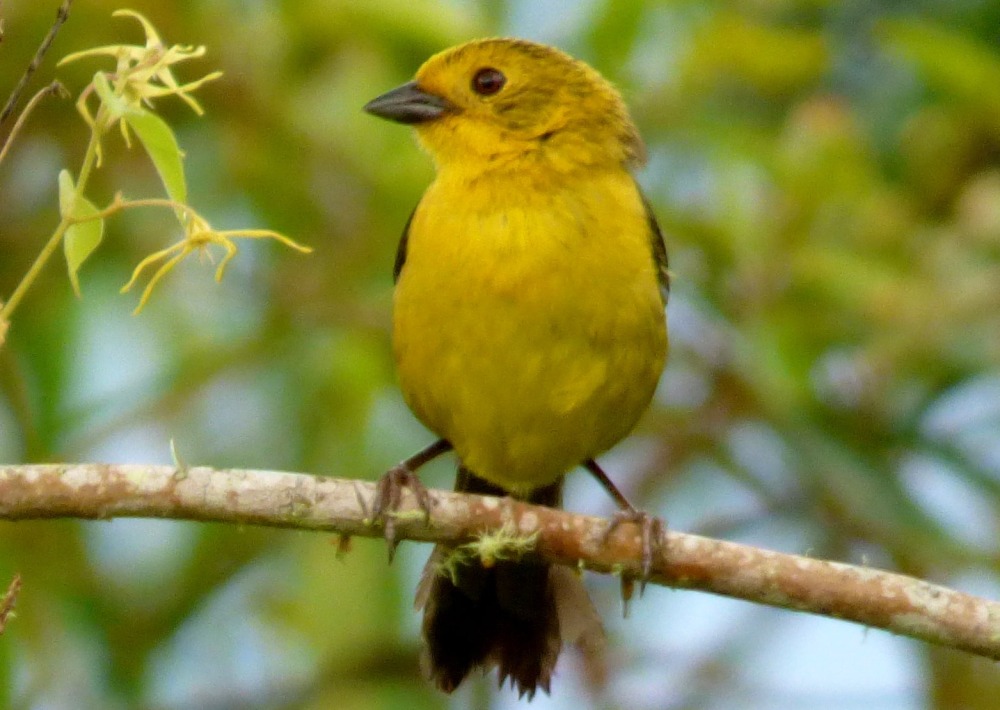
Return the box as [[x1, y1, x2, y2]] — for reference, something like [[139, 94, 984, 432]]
[[416, 467, 604, 698]]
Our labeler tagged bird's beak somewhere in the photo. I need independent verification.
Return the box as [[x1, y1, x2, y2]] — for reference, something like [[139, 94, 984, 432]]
[[363, 81, 453, 124]]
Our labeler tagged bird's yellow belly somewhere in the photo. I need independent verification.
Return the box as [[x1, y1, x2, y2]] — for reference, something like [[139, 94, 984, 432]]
[[393, 180, 666, 495]]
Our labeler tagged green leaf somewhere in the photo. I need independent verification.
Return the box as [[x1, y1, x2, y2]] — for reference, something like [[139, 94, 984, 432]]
[[124, 109, 188, 208], [58, 169, 104, 296], [57, 169, 75, 217]]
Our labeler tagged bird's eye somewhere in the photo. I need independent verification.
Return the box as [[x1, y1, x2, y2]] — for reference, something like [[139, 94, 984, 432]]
[[471, 68, 506, 96]]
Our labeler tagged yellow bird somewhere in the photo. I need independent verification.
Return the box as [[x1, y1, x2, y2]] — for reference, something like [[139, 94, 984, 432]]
[[364, 38, 669, 697]]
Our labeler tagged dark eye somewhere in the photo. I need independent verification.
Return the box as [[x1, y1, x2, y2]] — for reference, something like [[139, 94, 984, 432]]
[[471, 67, 506, 96]]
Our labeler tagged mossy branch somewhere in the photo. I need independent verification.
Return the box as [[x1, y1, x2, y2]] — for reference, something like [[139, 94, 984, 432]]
[[1, 462, 998, 660]]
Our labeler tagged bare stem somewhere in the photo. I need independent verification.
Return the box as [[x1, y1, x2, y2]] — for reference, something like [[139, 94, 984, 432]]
[[0, 103, 109, 326], [0, 81, 67, 167], [0, 574, 21, 635], [0, 0, 73, 129]]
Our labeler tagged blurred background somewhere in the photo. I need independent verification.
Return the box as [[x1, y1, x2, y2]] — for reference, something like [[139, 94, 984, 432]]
[[2, 0, 1000, 708]]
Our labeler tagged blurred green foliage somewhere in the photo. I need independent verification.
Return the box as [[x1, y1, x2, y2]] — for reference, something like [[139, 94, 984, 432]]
[[2, 1, 1000, 708]]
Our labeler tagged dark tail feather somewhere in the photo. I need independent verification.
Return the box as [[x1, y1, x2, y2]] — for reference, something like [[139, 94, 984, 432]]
[[416, 468, 591, 698]]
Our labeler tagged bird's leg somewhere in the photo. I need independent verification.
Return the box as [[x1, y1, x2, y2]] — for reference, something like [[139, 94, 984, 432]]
[[373, 439, 453, 561], [583, 458, 664, 597]]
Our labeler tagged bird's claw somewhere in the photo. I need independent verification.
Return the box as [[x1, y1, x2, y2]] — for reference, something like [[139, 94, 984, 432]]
[[603, 508, 664, 604], [372, 463, 432, 562]]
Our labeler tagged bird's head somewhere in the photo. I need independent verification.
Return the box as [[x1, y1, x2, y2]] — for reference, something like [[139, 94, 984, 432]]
[[364, 38, 645, 173]]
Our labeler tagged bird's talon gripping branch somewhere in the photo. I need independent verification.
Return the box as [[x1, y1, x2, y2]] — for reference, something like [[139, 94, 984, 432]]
[[371, 464, 430, 560], [605, 507, 665, 591], [584, 458, 664, 597], [370, 439, 452, 561]]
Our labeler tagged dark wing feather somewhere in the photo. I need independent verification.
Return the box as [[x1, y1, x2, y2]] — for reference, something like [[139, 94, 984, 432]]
[[639, 190, 670, 306], [393, 205, 418, 283]]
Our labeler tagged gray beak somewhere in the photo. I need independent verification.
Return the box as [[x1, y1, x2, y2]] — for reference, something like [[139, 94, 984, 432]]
[[363, 81, 453, 124]]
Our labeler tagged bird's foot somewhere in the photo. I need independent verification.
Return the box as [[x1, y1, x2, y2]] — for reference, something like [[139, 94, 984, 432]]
[[604, 507, 665, 607], [371, 463, 432, 562], [369, 439, 451, 561]]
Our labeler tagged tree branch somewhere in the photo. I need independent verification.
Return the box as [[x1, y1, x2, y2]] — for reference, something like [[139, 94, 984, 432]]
[[1, 463, 998, 660]]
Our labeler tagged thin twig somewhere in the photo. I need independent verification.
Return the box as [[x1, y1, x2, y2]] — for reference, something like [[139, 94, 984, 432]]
[[0, 574, 21, 634], [0, 80, 66, 166], [0, 0, 72, 129], [1, 462, 999, 661]]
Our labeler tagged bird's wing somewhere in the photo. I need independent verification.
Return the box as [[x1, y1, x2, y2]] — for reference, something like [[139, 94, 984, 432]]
[[393, 203, 419, 284], [639, 189, 670, 307]]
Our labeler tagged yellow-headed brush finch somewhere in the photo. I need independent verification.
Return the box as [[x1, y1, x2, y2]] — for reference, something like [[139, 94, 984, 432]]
[[364, 38, 669, 697]]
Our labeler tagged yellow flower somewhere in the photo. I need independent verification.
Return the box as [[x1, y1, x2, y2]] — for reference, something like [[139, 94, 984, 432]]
[[59, 10, 221, 161], [121, 205, 312, 313]]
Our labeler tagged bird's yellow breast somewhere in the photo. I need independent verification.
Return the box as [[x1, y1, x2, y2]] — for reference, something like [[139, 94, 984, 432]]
[[393, 167, 666, 494]]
